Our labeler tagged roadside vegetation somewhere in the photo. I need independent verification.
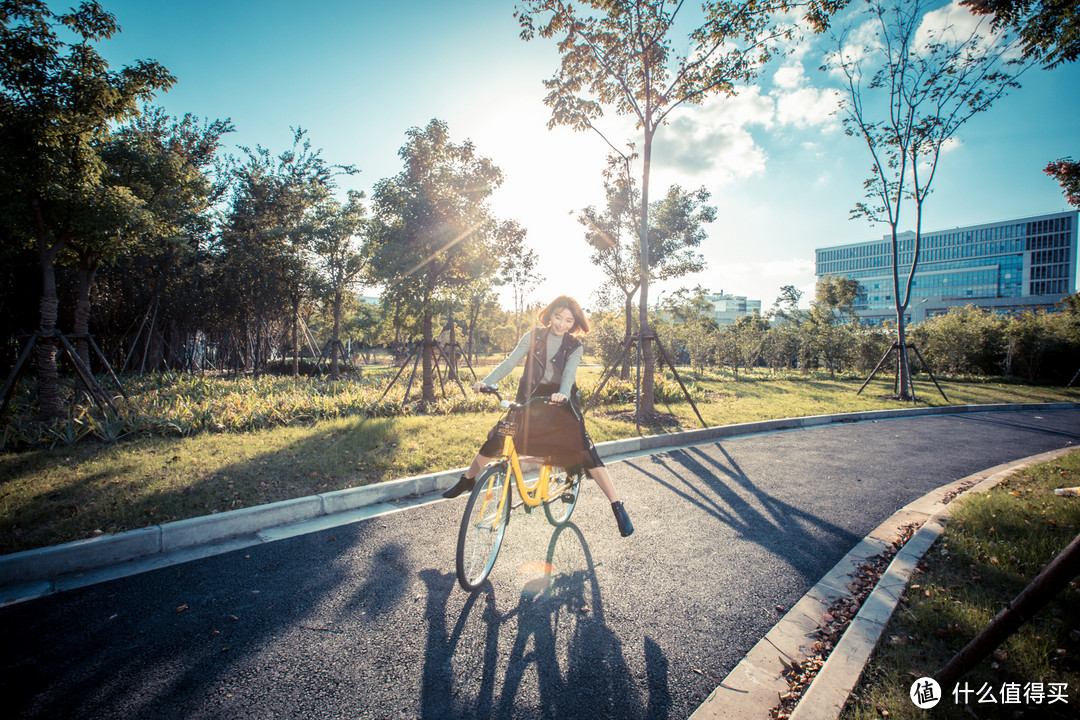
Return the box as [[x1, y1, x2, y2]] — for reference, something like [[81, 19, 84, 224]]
[[840, 451, 1080, 719], [1, 366, 1078, 557]]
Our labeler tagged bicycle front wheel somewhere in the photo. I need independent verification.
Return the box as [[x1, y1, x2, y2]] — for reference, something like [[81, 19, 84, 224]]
[[456, 464, 511, 591], [543, 466, 582, 526]]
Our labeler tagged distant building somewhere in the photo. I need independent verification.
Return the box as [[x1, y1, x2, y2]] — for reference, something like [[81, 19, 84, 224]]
[[356, 295, 380, 306], [704, 291, 762, 326], [815, 210, 1079, 325]]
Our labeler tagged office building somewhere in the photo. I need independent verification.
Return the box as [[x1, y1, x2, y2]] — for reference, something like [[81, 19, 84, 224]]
[[815, 210, 1078, 325], [705, 291, 762, 326]]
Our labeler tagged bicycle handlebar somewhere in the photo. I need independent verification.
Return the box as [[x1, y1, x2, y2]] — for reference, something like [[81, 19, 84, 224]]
[[477, 385, 566, 409]]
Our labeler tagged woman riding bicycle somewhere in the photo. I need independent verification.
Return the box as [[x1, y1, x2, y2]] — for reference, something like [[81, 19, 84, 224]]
[[442, 295, 634, 537]]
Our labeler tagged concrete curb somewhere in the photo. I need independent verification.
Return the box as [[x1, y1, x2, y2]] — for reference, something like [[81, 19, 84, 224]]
[[2, 401, 1077, 596], [688, 445, 1079, 720]]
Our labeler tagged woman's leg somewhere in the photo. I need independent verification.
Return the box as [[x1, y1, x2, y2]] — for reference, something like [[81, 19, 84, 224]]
[[586, 465, 619, 503], [442, 453, 492, 499], [466, 453, 490, 479]]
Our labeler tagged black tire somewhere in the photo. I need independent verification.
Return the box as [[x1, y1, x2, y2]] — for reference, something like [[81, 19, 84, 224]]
[[456, 464, 511, 591], [543, 466, 582, 526]]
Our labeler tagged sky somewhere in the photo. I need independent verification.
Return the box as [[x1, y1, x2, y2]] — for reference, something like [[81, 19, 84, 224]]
[[78, 0, 1080, 312]]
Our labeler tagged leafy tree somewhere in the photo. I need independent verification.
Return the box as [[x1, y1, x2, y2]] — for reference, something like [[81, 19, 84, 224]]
[[909, 305, 1006, 375], [962, 0, 1078, 209], [309, 191, 367, 380], [578, 161, 713, 378], [1044, 157, 1080, 207], [216, 130, 346, 374], [961, 0, 1080, 66], [658, 286, 718, 378], [88, 109, 232, 373], [495, 220, 544, 341], [726, 312, 771, 378], [516, 0, 839, 414], [0, 0, 174, 418], [366, 119, 504, 406], [828, 0, 1028, 398], [815, 274, 865, 321]]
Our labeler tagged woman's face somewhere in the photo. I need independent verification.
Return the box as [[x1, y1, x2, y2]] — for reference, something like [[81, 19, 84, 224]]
[[549, 306, 575, 336]]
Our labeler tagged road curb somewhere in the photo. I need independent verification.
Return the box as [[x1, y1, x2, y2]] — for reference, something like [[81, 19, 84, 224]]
[[2, 402, 1077, 598], [688, 445, 1079, 720]]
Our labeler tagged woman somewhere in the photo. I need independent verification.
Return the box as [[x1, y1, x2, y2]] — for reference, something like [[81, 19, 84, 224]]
[[442, 295, 633, 537]]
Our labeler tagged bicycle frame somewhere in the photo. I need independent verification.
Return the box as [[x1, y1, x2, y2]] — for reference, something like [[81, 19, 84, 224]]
[[484, 393, 576, 513]]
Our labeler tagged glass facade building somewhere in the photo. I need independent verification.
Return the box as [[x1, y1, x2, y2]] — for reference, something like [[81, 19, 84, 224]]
[[814, 210, 1078, 325]]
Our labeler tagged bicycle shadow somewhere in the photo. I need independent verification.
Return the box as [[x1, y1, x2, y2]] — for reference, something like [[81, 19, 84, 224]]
[[419, 522, 670, 720]]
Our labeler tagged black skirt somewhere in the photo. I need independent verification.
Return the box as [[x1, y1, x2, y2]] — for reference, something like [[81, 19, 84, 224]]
[[478, 382, 604, 471]]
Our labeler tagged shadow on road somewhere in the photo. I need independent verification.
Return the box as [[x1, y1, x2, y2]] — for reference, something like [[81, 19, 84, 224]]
[[633, 444, 858, 583], [418, 523, 671, 720]]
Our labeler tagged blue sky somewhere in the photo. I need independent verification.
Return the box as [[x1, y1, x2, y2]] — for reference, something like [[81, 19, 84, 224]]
[[85, 0, 1080, 311]]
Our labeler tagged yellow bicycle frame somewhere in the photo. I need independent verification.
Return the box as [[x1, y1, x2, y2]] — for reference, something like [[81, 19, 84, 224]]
[[479, 433, 575, 521]]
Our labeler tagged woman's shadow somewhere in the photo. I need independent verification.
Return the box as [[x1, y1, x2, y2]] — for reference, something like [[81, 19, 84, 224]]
[[419, 522, 670, 720]]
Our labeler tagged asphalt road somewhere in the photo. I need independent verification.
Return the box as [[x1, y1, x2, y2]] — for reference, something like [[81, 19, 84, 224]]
[[3, 408, 1079, 720]]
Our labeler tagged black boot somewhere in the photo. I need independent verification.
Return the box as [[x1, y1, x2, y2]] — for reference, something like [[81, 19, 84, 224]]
[[611, 501, 634, 537], [442, 474, 475, 499]]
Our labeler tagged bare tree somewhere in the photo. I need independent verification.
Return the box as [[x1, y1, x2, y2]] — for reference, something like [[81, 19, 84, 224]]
[[827, 0, 1029, 398]]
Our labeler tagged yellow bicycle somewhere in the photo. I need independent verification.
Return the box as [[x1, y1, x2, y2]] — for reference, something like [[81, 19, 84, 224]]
[[455, 387, 584, 591]]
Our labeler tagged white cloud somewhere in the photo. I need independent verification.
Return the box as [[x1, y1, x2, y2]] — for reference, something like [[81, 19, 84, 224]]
[[652, 86, 775, 181], [775, 85, 842, 130], [773, 64, 805, 90]]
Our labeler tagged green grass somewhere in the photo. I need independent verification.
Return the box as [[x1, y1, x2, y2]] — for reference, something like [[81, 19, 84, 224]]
[[0, 367, 1078, 557], [840, 451, 1080, 720]]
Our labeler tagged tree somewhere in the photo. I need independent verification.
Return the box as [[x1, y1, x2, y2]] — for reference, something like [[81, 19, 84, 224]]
[[0, 0, 174, 418], [961, 0, 1080, 66], [578, 159, 713, 378], [516, 0, 839, 415], [726, 312, 771, 378], [496, 220, 544, 341], [216, 130, 347, 374], [815, 274, 865, 321], [309, 191, 367, 380], [828, 0, 1028, 399], [1045, 157, 1080, 207], [658, 286, 718, 378], [366, 119, 504, 406], [88, 109, 232, 374], [962, 0, 1078, 211]]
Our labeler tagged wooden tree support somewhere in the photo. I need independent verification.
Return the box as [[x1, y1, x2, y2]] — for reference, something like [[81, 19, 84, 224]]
[[856, 341, 948, 403], [0, 330, 127, 419], [314, 338, 357, 376], [376, 340, 478, 408], [935, 531, 1080, 690], [583, 331, 706, 434]]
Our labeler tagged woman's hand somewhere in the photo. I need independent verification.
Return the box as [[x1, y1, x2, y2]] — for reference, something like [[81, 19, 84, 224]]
[[472, 381, 488, 392], [550, 392, 567, 404]]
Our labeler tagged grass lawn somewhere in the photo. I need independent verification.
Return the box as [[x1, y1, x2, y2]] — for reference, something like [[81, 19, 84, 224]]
[[840, 451, 1080, 719], [1, 367, 1078, 557]]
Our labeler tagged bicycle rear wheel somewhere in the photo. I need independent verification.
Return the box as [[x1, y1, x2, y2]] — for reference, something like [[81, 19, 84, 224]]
[[456, 464, 511, 591], [543, 466, 582, 526]]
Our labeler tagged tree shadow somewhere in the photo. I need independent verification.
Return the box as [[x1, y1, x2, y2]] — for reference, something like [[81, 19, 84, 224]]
[[632, 444, 859, 583]]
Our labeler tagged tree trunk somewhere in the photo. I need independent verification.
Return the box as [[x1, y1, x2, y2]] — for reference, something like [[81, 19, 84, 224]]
[[34, 201, 65, 421], [330, 289, 342, 381], [292, 293, 301, 377], [447, 313, 458, 382], [638, 130, 655, 415], [422, 309, 435, 405], [622, 292, 633, 380], [73, 258, 99, 386]]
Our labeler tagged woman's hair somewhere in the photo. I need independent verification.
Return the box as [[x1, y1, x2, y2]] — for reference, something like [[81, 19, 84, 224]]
[[537, 295, 590, 336]]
